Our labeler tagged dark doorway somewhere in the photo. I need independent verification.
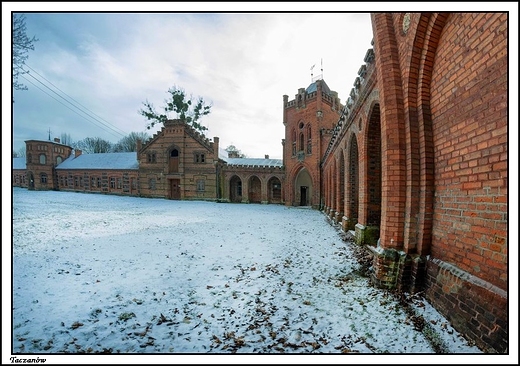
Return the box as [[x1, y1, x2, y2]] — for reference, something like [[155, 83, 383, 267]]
[[170, 179, 180, 200], [300, 186, 307, 206]]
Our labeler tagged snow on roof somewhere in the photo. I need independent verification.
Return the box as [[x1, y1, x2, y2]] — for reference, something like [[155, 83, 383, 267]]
[[13, 157, 26, 170], [218, 148, 282, 167], [56, 152, 139, 170], [222, 157, 283, 167]]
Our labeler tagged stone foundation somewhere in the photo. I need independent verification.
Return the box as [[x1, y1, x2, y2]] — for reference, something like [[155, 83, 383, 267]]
[[354, 223, 379, 246]]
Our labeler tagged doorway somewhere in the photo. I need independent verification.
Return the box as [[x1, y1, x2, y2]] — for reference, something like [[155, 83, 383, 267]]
[[300, 186, 307, 206], [170, 179, 180, 200]]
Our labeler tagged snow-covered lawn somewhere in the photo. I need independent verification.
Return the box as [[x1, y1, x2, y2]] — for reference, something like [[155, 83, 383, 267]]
[[9, 188, 483, 363]]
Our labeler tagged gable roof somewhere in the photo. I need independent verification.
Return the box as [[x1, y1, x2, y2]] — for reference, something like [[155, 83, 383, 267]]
[[56, 152, 139, 170]]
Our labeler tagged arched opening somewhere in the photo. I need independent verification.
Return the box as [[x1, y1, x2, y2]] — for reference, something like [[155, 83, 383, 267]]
[[366, 104, 382, 244], [294, 168, 312, 206], [229, 175, 242, 203], [248, 175, 262, 203], [338, 151, 345, 217], [268, 177, 282, 204], [28, 172, 34, 190], [169, 148, 179, 173], [347, 135, 359, 230]]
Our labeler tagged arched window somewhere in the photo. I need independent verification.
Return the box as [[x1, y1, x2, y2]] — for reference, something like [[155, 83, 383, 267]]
[[299, 133, 304, 152], [169, 148, 180, 173], [307, 125, 312, 154], [56, 156, 63, 165], [39, 154, 46, 164], [291, 129, 296, 156]]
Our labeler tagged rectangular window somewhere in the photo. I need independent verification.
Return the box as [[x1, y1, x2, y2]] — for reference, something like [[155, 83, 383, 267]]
[[117, 178, 122, 189], [195, 153, 205, 163], [97, 178, 101, 188], [196, 179, 205, 192], [74, 177, 79, 187], [149, 178, 156, 190], [132, 178, 137, 190], [110, 177, 116, 189], [147, 153, 156, 163], [91, 177, 96, 188]]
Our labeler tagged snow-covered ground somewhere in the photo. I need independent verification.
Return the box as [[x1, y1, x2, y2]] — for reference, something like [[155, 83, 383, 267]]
[[6, 187, 504, 364]]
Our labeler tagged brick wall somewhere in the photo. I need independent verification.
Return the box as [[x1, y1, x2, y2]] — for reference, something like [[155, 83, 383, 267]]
[[429, 13, 507, 290]]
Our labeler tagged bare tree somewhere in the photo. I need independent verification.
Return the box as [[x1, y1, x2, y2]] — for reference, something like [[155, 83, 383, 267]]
[[113, 132, 150, 152], [225, 145, 246, 158], [60, 133, 73, 146], [73, 137, 113, 154], [12, 13, 38, 93], [16, 147, 26, 157]]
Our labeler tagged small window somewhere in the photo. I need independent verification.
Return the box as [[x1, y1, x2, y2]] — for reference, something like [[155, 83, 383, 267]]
[[39, 154, 46, 164], [40, 173, 48, 184], [97, 177, 101, 188], [149, 178, 156, 190], [56, 156, 63, 165], [117, 178, 122, 189], [196, 179, 205, 192], [110, 177, 116, 189], [195, 153, 205, 163], [147, 152, 157, 163]]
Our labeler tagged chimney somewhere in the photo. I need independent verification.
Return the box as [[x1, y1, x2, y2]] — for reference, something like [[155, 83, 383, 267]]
[[54, 137, 60, 143], [136, 139, 142, 152], [265, 154, 269, 159], [75, 149, 82, 158]]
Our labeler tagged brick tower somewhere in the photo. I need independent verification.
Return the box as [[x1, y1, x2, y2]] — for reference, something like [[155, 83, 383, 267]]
[[282, 77, 342, 207]]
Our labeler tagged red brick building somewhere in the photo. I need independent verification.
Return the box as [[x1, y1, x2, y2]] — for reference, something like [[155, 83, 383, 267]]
[[12, 12, 508, 353], [316, 13, 508, 353], [12, 120, 285, 204]]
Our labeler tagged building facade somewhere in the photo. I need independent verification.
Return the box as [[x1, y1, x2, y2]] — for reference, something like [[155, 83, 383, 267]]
[[12, 13, 508, 353]]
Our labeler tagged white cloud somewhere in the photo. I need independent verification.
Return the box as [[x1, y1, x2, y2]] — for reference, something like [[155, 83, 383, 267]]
[[8, 11, 373, 159]]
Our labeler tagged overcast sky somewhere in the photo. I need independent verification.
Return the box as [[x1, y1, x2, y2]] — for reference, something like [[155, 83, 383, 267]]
[[5, 3, 518, 161], [7, 5, 377, 159]]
